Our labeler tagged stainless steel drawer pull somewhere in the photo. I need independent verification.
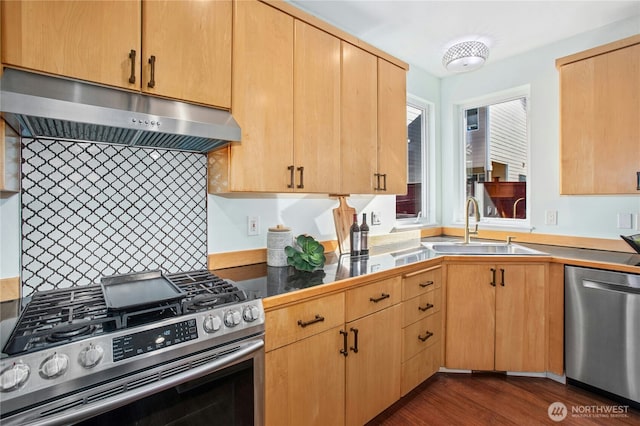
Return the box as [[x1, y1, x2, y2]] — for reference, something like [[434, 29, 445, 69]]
[[418, 331, 434, 342], [418, 303, 434, 312], [419, 281, 434, 288], [369, 293, 390, 303], [297, 314, 324, 328]]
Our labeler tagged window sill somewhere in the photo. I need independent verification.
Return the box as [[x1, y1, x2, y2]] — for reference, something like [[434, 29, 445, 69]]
[[391, 222, 440, 233], [451, 220, 533, 233]]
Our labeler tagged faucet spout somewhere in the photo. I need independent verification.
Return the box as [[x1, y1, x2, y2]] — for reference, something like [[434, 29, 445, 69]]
[[464, 196, 480, 244]]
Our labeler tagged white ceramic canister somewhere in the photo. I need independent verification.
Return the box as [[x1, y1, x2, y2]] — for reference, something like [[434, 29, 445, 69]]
[[267, 225, 293, 267]]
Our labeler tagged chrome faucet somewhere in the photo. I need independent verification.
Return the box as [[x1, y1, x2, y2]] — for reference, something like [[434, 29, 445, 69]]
[[464, 196, 480, 244]]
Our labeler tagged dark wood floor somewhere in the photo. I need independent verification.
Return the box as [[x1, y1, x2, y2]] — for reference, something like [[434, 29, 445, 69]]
[[367, 373, 640, 425]]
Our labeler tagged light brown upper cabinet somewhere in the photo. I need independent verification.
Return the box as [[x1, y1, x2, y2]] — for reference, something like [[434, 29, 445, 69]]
[[341, 45, 408, 195], [1, 0, 232, 109], [2, 0, 141, 90], [293, 21, 342, 193], [210, 1, 341, 193], [557, 35, 640, 194], [377, 58, 408, 194], [223, 0, 294, 192], [142, 0, 232, 108], [341, 42, 378, 194]]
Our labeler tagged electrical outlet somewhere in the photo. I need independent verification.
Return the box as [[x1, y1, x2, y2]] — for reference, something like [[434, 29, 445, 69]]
[[247, 216, 260, 236], [371, 211, 381, 225], [544, 210, 558, 226], [617, 213, 632, 229]]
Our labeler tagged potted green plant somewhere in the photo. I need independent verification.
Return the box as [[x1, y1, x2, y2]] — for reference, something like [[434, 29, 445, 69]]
[[284, 234, 326, 272]]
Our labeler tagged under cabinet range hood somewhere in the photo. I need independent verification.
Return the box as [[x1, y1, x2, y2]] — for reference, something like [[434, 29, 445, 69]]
[[0, 68, 241, 152]]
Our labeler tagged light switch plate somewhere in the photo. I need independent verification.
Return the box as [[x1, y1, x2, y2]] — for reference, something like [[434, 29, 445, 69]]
[[247, 216, 260, 235], [617, 213, 632, 229], [544, 210, 558, 225]]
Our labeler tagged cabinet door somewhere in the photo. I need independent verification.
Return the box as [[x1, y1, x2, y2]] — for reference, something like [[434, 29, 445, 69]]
[[293, 21, 341, 193], [560, 43, 640, 194], [231, 0, 293, 192], [341, 42, 377, 194], [266, 326, 345, 426], [2, 0, 140, 90], [142, 0, 231, 108], [495, 264, 546, 372], [346, 304, 401, 426], [377, 58, 407, 195], [445, 264, 495, 370]]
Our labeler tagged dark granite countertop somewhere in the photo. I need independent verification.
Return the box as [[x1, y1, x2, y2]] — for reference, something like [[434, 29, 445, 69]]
[[216, 236, 640, 302]]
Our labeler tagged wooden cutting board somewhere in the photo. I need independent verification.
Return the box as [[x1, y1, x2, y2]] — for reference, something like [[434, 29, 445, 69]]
[[333, 196, 355, 254]]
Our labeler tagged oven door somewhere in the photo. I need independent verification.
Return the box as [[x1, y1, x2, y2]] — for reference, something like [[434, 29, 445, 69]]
[[3, 337, 264, 426]]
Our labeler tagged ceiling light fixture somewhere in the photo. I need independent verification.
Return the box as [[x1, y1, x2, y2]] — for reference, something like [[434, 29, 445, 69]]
[[442, 41, 490, 73]]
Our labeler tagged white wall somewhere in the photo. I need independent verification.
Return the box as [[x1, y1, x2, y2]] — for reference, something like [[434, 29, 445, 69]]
[[0, 194, 20, 278], [207, 65, 441, 254], [440, 17, 640, 239]]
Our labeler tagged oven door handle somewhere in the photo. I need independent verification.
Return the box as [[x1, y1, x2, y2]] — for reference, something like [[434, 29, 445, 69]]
[[21, 340, 264, 426]]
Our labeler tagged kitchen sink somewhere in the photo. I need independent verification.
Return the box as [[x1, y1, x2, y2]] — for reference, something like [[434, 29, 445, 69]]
[[423, 242, 547, 256]]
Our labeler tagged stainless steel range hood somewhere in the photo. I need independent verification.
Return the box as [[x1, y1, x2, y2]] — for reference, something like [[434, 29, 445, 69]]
[[0, 68, 240, 153]]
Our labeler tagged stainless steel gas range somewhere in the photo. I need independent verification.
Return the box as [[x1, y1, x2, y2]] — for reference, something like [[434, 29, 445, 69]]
[[0, 270, 265, 426]]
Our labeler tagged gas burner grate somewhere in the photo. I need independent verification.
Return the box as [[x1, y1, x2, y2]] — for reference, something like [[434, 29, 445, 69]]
[[3, 285, 119, 355], [168, 270, 248, 312]]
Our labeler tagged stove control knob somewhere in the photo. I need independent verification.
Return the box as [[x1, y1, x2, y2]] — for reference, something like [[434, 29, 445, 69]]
[[224, 309, 242, 327], [78, 344, 104, 369], [203, 314, 222, 333], [39, 353, 69, 379], [0, 363, 30, 392], [242, 305, 261, 322]]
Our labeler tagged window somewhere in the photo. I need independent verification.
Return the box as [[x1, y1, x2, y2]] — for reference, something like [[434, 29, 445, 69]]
[[396, 99, 428, 223], [462, 90, 529, 223]]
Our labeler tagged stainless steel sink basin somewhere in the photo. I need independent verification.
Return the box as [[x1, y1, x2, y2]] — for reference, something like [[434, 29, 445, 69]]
[[424, 242, 547, 256]]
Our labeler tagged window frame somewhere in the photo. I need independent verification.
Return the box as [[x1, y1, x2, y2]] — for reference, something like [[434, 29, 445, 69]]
[[456, 85, 532, 229], [395, 95, 434, 228]]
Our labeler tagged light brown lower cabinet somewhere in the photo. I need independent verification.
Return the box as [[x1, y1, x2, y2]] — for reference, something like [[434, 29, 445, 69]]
[[264, 276, 403, 426], [445, 262, 547, 372], [400, 266, 443, 395]]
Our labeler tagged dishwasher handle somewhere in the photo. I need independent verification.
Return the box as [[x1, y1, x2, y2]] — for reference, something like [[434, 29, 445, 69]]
[[583, 280, 640, 295]]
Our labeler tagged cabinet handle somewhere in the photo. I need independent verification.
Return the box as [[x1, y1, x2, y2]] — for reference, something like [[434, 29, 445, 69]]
[[369, 293, 390, 303], [636, 171, 639, 190], [418, 303, 434, 312], [381, 174, 387, 191], [349, 327, 359, 353], [296, 166, 304, 189], [500, 268, 505, 286], [287, 165, 295, 188], [297, 314, 324, 328], [340, 330, 348, 357], [419, 280, 434, 288], [490, 268, 496, 287], [128, 49, 136, 84], [418, 331, 434, 342], [374, 173, 380, 191], [147, 55, 156, 88]]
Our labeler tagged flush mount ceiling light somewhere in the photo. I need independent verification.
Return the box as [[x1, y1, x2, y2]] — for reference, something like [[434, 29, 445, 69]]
[[442, 41, 490, 73]]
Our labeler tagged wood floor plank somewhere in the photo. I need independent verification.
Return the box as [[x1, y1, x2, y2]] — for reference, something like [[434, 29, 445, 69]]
[[367, 373, 640, 425]]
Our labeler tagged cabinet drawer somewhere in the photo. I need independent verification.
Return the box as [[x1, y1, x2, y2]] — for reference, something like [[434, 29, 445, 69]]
[[402, 312, 441, 362], [345, 276, 401, 322], [402, 266, 441, 300], [402, 288, 441, 328], [265, 292, 345, 351], [401, 343, 441, 396]]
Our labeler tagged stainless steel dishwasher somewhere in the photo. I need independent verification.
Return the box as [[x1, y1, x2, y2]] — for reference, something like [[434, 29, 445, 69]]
[[565, 265, 640, 406]]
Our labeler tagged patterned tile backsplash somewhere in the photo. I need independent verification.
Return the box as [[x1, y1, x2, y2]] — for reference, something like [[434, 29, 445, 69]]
[[21, 139, 207, 295]]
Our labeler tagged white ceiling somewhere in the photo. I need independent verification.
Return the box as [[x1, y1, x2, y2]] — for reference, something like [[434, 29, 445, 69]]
[[289, 0, 640, 77]]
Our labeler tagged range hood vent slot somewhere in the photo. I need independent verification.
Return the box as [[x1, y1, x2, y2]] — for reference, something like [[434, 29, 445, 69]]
[[0, 69, 240, 153]]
